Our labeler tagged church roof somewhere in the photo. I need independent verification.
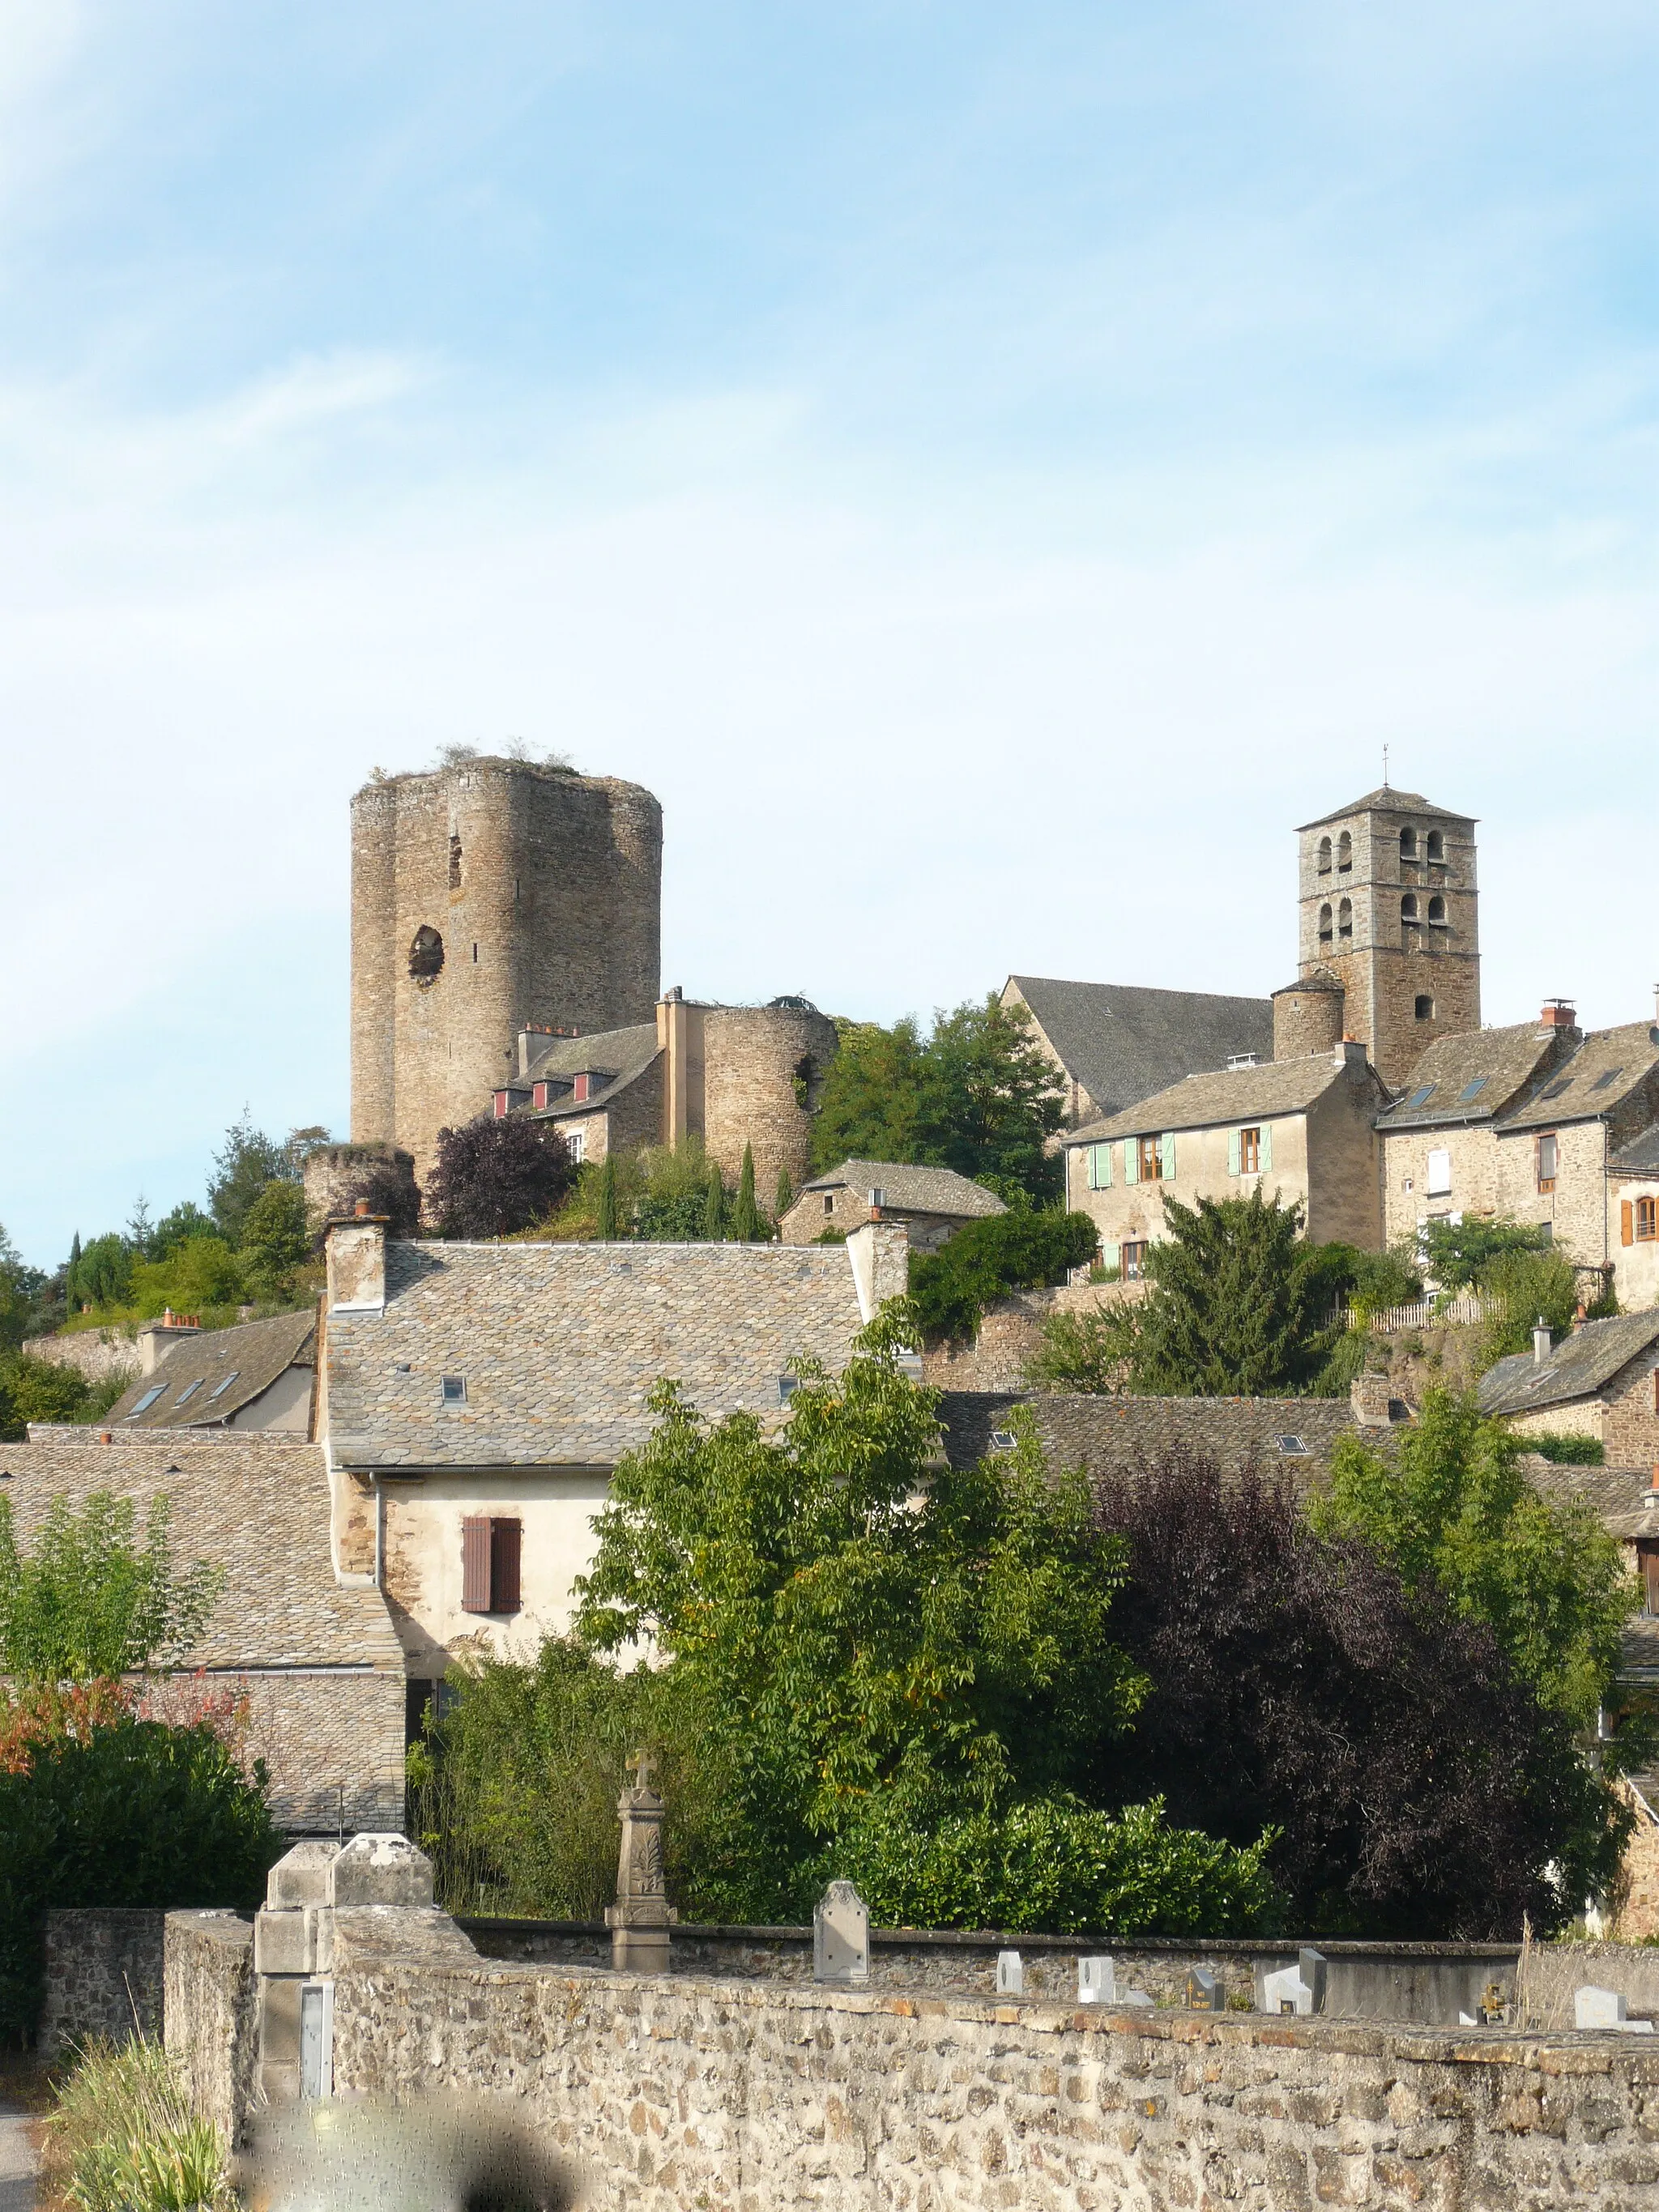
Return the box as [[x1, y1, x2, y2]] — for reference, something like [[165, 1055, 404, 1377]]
[[1005, 977, 1273, 1123], [1295, 788, 1477, 832]]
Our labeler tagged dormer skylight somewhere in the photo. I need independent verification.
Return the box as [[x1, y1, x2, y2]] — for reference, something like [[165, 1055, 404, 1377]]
[[1458, 1077, 1489, 1102], [174, 1380, 203, 1408], [126, 1385, 168, 1417], [1591, 1068, 1624, 1093], [1540, 1078, 1573, 1101], [1404, 1083, 1436, 1110], [207, 1370, 240, 1400]]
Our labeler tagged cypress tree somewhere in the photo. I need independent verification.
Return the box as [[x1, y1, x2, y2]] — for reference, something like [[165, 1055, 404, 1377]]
[[774, 1166, 793, 1222], [595, 1153, 618, 1241], [701, 1166, 727, 1242], [731, 1145, 761, 1242]]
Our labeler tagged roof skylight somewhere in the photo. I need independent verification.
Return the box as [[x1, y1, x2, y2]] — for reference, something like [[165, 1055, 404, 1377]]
[[1540, 1078, 1573, 1100], [1404, 1084, 1436, 1109], [1458, 1077, 1489, 1102], [174, 1381, 203, 1408], [126, 1386, 168, 1417], [207, 1371, 240, 1400], [1275, 1435, 1309, 1455], [1591, 1068, 1624, 1093]]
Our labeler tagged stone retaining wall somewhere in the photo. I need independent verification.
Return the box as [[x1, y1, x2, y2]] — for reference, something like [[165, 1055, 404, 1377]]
[[22, 1330, 140, 1386], [164, 1913, 257, 2144], [40, 1910, 165, 2050]]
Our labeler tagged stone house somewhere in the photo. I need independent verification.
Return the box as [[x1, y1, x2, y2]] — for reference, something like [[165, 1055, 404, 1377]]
[[490, 989, 839, 1200], [100, 1310, 318, 1433], [1610, 1126, 1659, 1314], [778, 1161, 1006, 1253], [1477, 1310, 1659, 1465], [1000, 975, 1273, 1132], [1061, 1042, 1388, 1273], [315, 1213, 906, 1715], [0, 1434, 406, 1834]]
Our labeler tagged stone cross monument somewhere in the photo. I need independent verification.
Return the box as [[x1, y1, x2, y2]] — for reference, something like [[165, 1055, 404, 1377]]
[[605, 1750, 677, 1972]]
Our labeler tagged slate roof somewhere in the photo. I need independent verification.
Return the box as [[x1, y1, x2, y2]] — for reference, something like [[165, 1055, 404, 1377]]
[[323, 1239, 868, 1470], [1519, 1457, 1658, 1541], [936, 1392, 1375, 1488], [1611, 1126, 1659, 1178], [1295, 787, 1475, 832], [1068, 1053, 1365, 1146], [1006, 977, 1273, 1123], [1495, 1022, 1659, 1133], [0, 1437, 402, 1670], [103, 1310, 316, 1430], [1374, 1021, 1567, 1132], [1478, 1311, 1659, 1421], [520, 1022, 663, 1119], [801, 1161, 1006, 1219]]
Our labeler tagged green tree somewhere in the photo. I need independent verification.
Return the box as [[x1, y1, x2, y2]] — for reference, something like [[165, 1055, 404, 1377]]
[[1089, 1188, 1347, 1396], [1478, 1247, 1585, 1363], [730, 1144, 763, 1242], [700, 1164, 727, 1242], [1024, 1305, 1123, 1393], [126, 1238, 246, 1322], [809, 1018, 927, 1170], [66, 1234, 133, 1314], [1418, 1214, 1554, 1294], [910, 1210, 1098, 1342], [595, 1153, 619, 1242], [147, 1200, 219, 1259], [237, 1180, 309, 1301], [574, 1314, 1149, 1920], [0, 1494, 223, 1681], [1311, 1390, 1635, 1732], [207, 1112, 293, 1247], [811, 999, 1068, 1204], [631, 1140, 724, 1242], [0, 1355, 96, 1440], [0, 1225, 38, 1353], [774, 1167, 793, 1221]]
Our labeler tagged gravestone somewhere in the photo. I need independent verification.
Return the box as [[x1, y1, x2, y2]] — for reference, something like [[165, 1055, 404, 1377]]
[[604, 1750, 677, 1973], [1077, 1956, 1114, 2005], [812, 1882, 870, 1986], [1186, 1968, 1223, 2011], [1260, 1950, 1327, 2019], [1576, 1985, 1655, 2032], [996, 1950, 1023, 1996]]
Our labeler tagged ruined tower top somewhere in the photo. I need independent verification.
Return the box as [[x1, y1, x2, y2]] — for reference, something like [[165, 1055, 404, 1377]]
[[349, 755, 662, 1182]]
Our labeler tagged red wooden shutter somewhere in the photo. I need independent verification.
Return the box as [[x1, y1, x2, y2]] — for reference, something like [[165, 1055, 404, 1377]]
[[1623, 1201, 1635, 1247], [490, 1518, 522, 1614], [461, 1517, 492, 1612]]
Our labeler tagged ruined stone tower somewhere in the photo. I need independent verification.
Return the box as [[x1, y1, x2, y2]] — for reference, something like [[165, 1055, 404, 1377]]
[[351, 758, 662, 1180], [1286, 787, 1479, 1092]]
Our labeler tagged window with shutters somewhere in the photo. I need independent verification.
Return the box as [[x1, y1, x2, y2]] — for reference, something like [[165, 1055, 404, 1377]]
[[1120, 1241, 1149, 1280], [1636, 1198, 1657, 1242], [1426, 1149, 1452, 1197], [1086, 1142, 1113, 1191], [1239, 1127, 1260, 1174], [1640, 1542, 1659, 1618], [1537, 1133, 1558, 1193], [461, 1515, 523, 1613], [1137, 1136, 1163, 1182]]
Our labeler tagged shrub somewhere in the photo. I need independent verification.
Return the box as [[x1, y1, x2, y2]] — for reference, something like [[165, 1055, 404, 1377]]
[[45, 2033, 232, 2212], [1024, 1306, 1123, 1393], [909, 1211, 1098, 1342], [1478, 1248, 1584, 1364], [1529, 1433, 1606, 1466], [428, 1115, 575, 1238], [0, 1694, 280, 2037], [814, 1792, 1278, 1937], [0, 1493, 222, 1681], [237, 1181, 310, 1300]]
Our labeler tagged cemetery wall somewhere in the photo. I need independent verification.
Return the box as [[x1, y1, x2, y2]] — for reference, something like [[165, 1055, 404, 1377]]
[[40, 1908, 164, 2050], [164, 1912, 258, 2146], [326, 1907, 1659, 2211]]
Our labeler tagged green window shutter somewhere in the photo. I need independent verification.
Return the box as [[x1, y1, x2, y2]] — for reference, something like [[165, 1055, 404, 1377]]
[[1099, 1142, 1113, 1189], [1161, 1131, 1176, 1180], [1102, 1242, 1120, 1274], [1228, 1128, 1240, 1176], [1260, 1123, 1273, 1174], [1124, 1139, 1139, 1185]]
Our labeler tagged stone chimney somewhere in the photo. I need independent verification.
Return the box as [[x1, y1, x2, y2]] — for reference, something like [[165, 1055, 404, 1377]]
[[847, 1218, 910, 1323], [1333, 1037, 1369, 1072], [138, 1309, 202, 1375], [1349, 1370, 1394, 1429], [326, 1214, 388, 1314]]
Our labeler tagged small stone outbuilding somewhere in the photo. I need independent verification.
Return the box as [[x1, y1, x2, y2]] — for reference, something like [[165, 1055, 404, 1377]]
[[779, 1160, 1005, 1253], [1477, 1310, 1659, 1466]]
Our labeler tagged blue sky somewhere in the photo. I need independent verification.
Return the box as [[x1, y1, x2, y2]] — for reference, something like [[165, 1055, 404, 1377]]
[[2, 0, 1655, 1266]]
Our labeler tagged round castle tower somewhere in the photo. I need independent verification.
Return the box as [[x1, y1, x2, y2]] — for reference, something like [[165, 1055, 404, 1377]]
[[350, 758, 663, 1183]]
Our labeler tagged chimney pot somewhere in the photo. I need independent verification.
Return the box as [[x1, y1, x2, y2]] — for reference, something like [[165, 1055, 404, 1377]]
[[1533, 1317, 1552, 1366], [1649, 1465, 1659, 1493], [1540, 999, 1576, 1029], [355, 1197, 370, 1217]]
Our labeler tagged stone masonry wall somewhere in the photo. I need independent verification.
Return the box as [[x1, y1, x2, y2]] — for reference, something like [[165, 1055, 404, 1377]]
[[164, 1912, 257, 2146], [697, 1004, 841, 1198], [22, 1329, 140, 1387], [1601, 1346, 1659, 1469], [310, 1907, 1659, 2212], [923, 1282, 1144, 1391], [41, 1909, 164, 2050]]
